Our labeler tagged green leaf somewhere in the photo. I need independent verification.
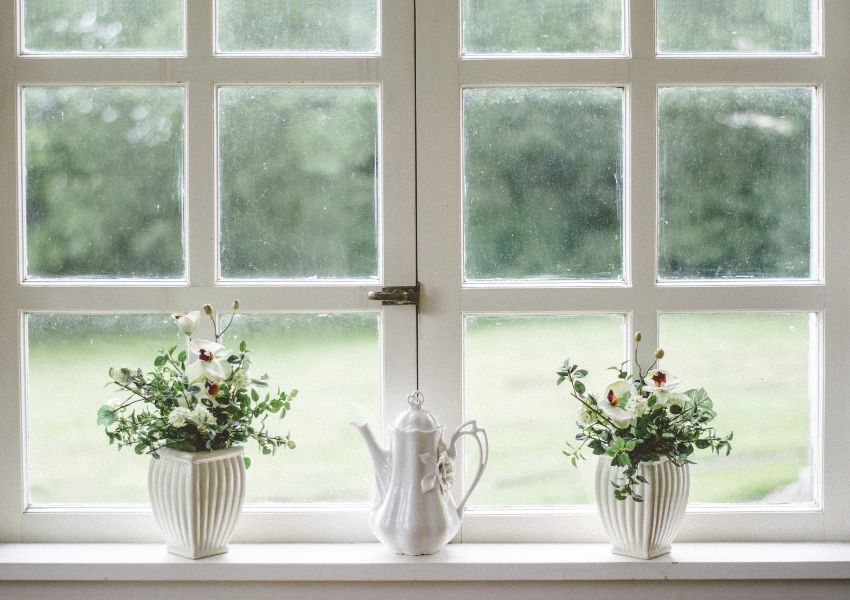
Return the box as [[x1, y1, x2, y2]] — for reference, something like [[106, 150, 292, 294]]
[[177, 351, 187, 363], [153, 355, 166, 367], [574, 369, 588, 378], [243, 456, 251, 469], [574, 381, 586, 395], [251, 388, 259, 402], [240, 340, 247, 352], [97, 405, 117, 426], [134, 443, 147, 455]]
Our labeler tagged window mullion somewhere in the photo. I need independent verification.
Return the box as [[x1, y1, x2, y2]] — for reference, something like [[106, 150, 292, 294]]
[[0, 0, 24, 542], [414, 0, 465, 513], [820, 0, 850, 542]]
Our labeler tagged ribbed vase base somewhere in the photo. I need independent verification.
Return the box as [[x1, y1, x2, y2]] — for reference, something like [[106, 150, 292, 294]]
[[167, 544, 229, 560], [611, 545, 671, 560]]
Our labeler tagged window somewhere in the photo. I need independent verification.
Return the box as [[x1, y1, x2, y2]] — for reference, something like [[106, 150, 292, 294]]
[[1, 0, 848, 544]]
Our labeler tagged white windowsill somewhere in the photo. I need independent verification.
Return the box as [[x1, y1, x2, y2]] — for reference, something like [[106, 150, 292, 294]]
[[1, 543, 849, 582]]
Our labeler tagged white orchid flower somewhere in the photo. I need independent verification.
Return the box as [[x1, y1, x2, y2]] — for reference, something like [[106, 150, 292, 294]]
[[186, 339, 232, 383], [600, 381, 638, 429], [643, 369, 681, 405], [172, 310, 201, 336], [198, 379, 230, 407]]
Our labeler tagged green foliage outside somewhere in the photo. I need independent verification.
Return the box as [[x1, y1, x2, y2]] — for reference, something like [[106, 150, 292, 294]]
[[464, 88, 622, 280], [25, 87, 184, 278], [23, 0, 183, 52], [463, 0, 622, 54], [218, 87, 379, 279], [657, 0, 813, 53], [217, 0, 377, 53], [659, 87, 812, 279], [24, 2, 815, 282]]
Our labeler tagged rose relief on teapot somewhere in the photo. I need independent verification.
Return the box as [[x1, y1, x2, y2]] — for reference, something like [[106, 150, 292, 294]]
[[352, 391, 489, 555]]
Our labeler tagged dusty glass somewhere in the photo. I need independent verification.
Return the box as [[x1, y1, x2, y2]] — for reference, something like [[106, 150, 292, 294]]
[[218, 86, 379, 280], [23, 0, 184, 54], [659, 312, 815, 505], [464, 314, 625, 506], [657, 0, 816, 54], [26, 312, 380, 505], [222, 313, 380, 503], [24, 86, 185, 280], [464, 87, 623, 282], [462, 0, 622, 55], [658, 87, 813, 280], [217, 0, 378, 54], [27, 313, 182, 504]]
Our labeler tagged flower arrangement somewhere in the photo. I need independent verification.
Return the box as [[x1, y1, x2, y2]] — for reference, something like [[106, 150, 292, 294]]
[[97, 301, 296, 468], [557, 332, 732, 501]]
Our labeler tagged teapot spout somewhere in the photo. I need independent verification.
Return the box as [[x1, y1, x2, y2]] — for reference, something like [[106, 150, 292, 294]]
[[351, 421, 390, 500]]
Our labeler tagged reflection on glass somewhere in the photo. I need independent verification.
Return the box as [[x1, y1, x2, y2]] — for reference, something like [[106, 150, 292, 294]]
[[25, 87, 185, 279], [464, 314, 625, 506], [464, 87, 623, 281], [462, 0, 622, 55], [658, 87, 813, 280], [659, 312, 815, 504], [27, 313, 182, 504], [218, 86, 379, 280], [23, 0, 183, 53], [223, 313, 380, 503], [217, 0, 379, 54], [657, 0, 815, 54]]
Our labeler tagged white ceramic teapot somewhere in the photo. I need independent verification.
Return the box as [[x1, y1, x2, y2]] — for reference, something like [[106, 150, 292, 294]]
[[352, 391, 489, 555]]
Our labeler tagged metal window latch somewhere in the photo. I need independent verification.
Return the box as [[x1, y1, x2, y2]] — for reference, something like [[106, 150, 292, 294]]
[[368, 282, 420, 308]]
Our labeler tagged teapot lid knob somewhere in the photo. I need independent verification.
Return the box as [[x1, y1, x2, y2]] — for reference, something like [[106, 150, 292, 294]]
[[407, 390, 425, 410]]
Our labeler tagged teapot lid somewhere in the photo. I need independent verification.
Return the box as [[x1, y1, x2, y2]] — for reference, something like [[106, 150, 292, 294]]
[[392, 391, 441, 432]]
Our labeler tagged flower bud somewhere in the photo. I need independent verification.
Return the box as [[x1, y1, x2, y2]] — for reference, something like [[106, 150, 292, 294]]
[[633, 331, 642, 343], [232, 299, 240, 311], [203, 303, 214, 316], [654, 348, 665, 359]]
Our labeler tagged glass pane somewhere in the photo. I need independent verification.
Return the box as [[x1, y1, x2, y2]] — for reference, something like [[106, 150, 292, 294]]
[[464, 87, 623, 282], [27, 313, 183, 504], [23, 0, 183, 54], [659, 313, 815, 505], [222, 313, 380, 503], [657, 0, 815, 54], [464, 314, 625, 506], [658, 87, 813, 280], [25, 87, 185, 280], [462, 0, 622, 55], [217, 0, 378, 54], [219, 86, 379, 280]]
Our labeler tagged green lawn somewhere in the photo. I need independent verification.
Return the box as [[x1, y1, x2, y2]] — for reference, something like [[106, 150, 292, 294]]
[[27, 312, 812, 507]]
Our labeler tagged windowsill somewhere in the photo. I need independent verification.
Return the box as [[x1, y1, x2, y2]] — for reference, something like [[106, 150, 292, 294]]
[[1, 543, 849, 582]]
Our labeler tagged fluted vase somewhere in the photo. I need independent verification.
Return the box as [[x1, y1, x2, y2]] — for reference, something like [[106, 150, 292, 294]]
[[595, 456, 689, 559], [148, 446, 246, 559]]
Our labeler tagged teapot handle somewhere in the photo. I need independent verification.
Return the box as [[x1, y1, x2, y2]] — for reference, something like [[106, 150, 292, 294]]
[[449, 420, 489, 516]]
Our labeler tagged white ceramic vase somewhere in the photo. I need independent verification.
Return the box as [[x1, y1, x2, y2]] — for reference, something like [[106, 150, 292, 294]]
[[148, 446, 246, 559], [595, 456, 689, 559]]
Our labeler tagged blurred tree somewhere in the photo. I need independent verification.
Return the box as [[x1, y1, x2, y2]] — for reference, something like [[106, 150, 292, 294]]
[[23, 1, 813, 281]]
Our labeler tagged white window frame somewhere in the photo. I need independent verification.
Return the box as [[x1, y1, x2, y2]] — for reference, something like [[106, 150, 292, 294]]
[[1, 0, 849, 545], [0, 0, 417, 542], [415, 0, 850, 543]]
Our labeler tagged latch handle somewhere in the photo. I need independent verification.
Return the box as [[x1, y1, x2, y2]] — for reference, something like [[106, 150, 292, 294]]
[[368, 283, 420, 307]]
